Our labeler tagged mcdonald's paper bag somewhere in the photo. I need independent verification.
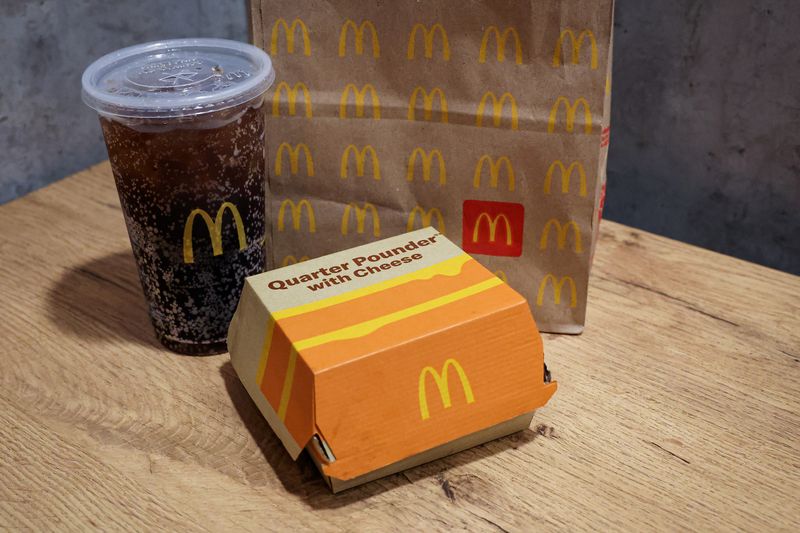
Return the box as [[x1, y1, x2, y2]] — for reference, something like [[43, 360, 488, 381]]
[[251, 0, 614, 333], [228, 228, 557, 491]]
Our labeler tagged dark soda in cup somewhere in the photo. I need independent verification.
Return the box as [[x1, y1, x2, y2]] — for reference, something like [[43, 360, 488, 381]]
[[82, 39, 275, 355]]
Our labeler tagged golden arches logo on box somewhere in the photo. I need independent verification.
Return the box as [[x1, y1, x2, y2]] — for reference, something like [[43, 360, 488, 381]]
[[474, 155, 515, 191], [540, 219, 583, 253], [477, 91, 518, 130], [418, 358, 475, 420], [548, 97, 592, 134], [553, 28, 598, 69], [277, 199, 316, 233], [340, 144, 381, 180], [281, 255, 309, 267], [339, 19, 380, 58], [183, 202, 247, 264], [407, 23, 450, 60], [339, 83, 380, 119], [272, 82, 312, 118], [407, 206, 445, 234], [275, 142, 314, 177], [408, 87, 448, 123], [341, 202, 381, 237], [537, 274, 577, 308], [270, 18, 311, 56], [544, 160, 587, 197], [407, 148, 446, 185], [479, 26, 522, 64]]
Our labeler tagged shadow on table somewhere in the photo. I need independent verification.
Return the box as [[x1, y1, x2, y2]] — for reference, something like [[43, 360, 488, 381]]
[[220, 361, 547, 508], [46, 250, 158, 348]]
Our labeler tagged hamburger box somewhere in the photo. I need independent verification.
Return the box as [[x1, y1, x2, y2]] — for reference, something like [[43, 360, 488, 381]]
[[228, 228, 557, 491]]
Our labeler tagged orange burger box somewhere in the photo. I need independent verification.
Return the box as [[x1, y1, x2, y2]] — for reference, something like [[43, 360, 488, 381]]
[[228, 228, 557, 492]]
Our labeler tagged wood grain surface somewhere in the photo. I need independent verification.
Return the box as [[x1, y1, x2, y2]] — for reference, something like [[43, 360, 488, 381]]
[[1, 162, 798, 531]]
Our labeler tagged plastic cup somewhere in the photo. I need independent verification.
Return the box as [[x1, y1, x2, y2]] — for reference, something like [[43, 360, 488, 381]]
[[82, 39, 275, 355]]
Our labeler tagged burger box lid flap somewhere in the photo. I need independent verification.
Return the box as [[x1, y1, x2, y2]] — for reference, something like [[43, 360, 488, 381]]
[[228, 228, 557, 483]]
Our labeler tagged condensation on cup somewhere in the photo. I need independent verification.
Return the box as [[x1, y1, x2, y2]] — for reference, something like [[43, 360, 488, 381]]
[[82, 39, 275, 355]]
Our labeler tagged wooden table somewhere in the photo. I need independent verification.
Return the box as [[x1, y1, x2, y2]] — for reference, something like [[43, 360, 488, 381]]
[[1, 163, 798, 531]]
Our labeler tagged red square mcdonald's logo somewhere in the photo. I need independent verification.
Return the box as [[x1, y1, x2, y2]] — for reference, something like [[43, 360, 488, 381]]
[[462, 200, 524, 257]]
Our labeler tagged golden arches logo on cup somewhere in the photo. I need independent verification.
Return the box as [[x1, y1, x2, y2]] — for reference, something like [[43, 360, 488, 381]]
[[407, 206, 446, 234], [275, 142, 314, 177], [277, 199, 316, 233], [183, 202, 247, 264], [339, 19, 380, 58], [474, 155, 515, 191], [540, 219, 583, 253], [553, 28, 598, 69], [408, 87, 448, 123], [544, 160, 587, 197], [418, 358, 475, 420], [476, 91, 518, 130], [272, 82, 312, 118], [407, 23, 450, 60], [479, 26, 522, 64], [548, 96, 592, 134], [341, 202, 381, 237], [407, 148, 446, 185], [270, 18, 311, 56], [462, 200, 524, 257], [340, 144, 381, 180], [281, 255, 310, 267], [537, 274, 577, 308], [339, 83, 380, 119]]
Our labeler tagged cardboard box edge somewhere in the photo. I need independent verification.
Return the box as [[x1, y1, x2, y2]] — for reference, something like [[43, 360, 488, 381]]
[[228, 279, 304, 458], [309, 411, 535, 493]]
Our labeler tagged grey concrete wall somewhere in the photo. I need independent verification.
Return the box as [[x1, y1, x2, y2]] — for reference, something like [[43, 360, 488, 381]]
[[0, 0, 248, 202], [1, 1, 798, 274], [607, 1, 800, 274]]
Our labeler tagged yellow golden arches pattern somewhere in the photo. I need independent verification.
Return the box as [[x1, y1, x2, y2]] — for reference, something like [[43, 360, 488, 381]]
[[537, 274, 578, 308], [275, 142, 314, 177], [407, 206, 446, 235], [183, 202, 247, 264], [473, 155, 515, 191], [476, 91, 518, 130], [472, 213, 513, 245], [407, 148, 446, 185], [408, 86, 448, 122], [272, 82, 312, 118], [281, 255, 310, 267], [270, 18, 311, 56], [544, 160, 587, 197], [540, 219, 583, 253], [339, 19, 380, 58], [553, 29, 598, 69], [339, 83, 381, 119], [340, 144, 381, 180], [341, 202, 381, 237], [418, 358, 475, 420], [479, 26, 522, 64], [407, 23, 450, 60], [277, 199, 316, 233], [548, 96, 592, 134]]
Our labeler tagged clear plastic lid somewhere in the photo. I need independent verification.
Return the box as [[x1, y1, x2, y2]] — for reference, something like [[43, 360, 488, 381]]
[[82, 38, 275, 119]]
